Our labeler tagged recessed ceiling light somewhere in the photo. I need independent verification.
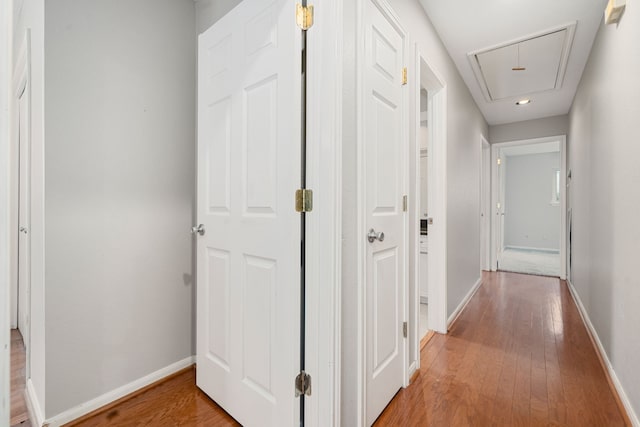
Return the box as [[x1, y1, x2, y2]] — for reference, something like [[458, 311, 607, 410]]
[[516, 99, 531, 105]]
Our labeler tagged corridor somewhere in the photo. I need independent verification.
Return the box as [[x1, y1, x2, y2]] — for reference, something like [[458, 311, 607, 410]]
[[375, 271, 628, 426]]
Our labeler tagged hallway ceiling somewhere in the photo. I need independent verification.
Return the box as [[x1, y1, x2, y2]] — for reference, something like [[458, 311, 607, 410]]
[[419, 0, 607, 125]]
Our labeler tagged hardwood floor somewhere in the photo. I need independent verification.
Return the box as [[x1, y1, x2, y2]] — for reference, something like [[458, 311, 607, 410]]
[[66, 367, 239, 427], [65, 271, 628, 426], [11, 329, 30, 427], [374, 271, 629, 426]]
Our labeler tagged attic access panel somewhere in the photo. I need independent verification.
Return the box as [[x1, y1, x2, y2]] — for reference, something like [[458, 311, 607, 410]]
[[468, 23, 576, 102]]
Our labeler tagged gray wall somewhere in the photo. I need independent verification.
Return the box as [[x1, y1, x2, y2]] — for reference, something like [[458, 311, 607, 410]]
[[341, 1, 488, 424], [568, 1, 640, 420], [43, 0, 196, 417], [504, 153, 560, 250], [490, 115, 568, 144], [195, 0, 241, 34]]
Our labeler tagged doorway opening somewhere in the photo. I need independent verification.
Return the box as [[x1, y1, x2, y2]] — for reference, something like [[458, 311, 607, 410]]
[[10, 31, 32, 427], [408, 48, 448, 377], [491, 136, 567, 279]]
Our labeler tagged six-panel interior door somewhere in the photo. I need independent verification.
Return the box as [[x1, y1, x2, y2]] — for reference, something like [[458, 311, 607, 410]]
[[196, 1, 301, 425], [364, 1, 407, 424], [17, 88, 30, 351]]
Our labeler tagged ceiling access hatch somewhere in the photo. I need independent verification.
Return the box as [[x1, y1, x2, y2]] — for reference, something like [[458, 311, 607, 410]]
[[468, 23, 576, 102]]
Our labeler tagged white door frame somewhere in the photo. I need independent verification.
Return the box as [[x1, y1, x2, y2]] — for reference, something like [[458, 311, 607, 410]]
[[480, 135, 491, 271], [408, 45, 449, 375], [412, 48, 448, 343], [490, 135, 567, 279], [355, 0, 409, 423], [304, 0, 343, 425]]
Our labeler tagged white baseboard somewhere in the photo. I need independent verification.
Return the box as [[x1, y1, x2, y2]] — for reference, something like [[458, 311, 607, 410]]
[[504, 245, 559, 253], [25, 379, 44, 427], [407, 361, 417, 386], [566, 280, 640, 427], [43, 356, 195, 427], [447, 277, 482, 329]]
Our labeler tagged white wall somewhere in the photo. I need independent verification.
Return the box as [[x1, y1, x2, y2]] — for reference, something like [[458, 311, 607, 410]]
[[504, 152, 560, 250], [489, 115, 568, 144], [1, 0, 10, 422], [568, 1, 640, 421], [341, 0, 487, 424], [43, 0, 196, 418]]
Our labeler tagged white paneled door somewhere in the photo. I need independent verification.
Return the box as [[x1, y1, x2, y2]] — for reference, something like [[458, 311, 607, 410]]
[[363, 1, 407, 424], [196, 1, 300, 426]]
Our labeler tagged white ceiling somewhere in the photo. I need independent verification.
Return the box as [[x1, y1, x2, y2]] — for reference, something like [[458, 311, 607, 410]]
[[419, 0, 607, 125]]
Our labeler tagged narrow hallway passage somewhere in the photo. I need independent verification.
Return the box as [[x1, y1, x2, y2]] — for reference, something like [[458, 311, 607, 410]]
[[375, 272, 629, 426]]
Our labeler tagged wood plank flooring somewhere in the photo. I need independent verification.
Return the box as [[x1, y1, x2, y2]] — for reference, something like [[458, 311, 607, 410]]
[[66, 271, 628, 426], [66, 366, 239, 427], [11, 329, 30, 427], [374, 271, 629, 426]]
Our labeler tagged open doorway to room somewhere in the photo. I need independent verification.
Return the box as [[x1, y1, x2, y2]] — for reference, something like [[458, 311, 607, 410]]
[[491, 136, 567, 279], [408, 48, 448, 377], [9, 32, 31, 427]]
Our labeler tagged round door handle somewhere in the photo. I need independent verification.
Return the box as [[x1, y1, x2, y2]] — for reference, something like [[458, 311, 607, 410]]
[[367, 228, 385, 243], [191, 224, 205, 236]]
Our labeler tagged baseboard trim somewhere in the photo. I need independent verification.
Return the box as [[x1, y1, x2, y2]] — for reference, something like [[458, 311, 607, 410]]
[[447, 277, 482, 330], [420, 330, 436, 351], [25, 379, 45, 427], [504, 245, 559, 253], [44, 356, 195, 427], [566, 280, 639, 427]]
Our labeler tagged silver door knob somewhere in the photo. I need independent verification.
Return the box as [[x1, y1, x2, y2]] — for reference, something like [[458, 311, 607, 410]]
[[191, 224, 205, 236], [367, 228, 385, 243], [19, 226, 28, 234]]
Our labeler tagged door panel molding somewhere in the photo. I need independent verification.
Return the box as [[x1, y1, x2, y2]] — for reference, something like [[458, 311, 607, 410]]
[[357, 0, 409, 424]]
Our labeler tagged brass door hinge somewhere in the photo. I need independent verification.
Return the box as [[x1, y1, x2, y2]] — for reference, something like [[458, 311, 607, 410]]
[[402, 67, 407, 85], [296, 4, 314, 30], [295, 371, 312, 397], [295, 189, 313, 212]]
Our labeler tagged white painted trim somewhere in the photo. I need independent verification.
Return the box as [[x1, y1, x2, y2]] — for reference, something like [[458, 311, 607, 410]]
[[491, 135, 567, 280], [480, 135, 491, 272], [42, 356, 195, 426], [408, 361, 417, 381], [25, 379, 44, 427], [447, 277, 482, 329], [566, 280, 640, 427], [426, 84, 448, 335], [304, 0, 343, 424], [410, 44, 449, 352], [409, 41, 421, 375], [504, 245, 559, 253]]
